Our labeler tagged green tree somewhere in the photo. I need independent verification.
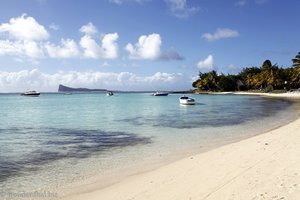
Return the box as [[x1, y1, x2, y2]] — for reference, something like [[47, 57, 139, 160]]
[[217, 74, 238, 91], [254, 60, 283, 91], [193, 70, 218, 91], [239, 67, 261, 89], [291, 52, 300, 88], [192, 55, 300, 91], [260, 59, 273, 89]]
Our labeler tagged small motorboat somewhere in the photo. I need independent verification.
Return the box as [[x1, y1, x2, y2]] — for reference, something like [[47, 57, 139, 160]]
[[179, 96, 196, 105], [152, 91, 168, 96], [107, 91, 114, 96], [21, 90, 40, 97]]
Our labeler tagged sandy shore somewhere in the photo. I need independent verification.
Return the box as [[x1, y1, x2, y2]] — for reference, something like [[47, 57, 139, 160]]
[[234, 91, 300, 99], [199, 91, 300, 99], [62, 109, 300, 199]]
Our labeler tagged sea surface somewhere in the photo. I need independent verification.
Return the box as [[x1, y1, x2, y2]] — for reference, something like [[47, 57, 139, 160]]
[[0, 93, 299, 198]]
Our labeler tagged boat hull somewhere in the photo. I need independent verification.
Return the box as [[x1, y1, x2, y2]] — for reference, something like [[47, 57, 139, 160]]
[[153, 93, 168, 96], [21, 91, 40, 96], [107, 91, 114, 96], [180, 100, 195, 105], [179, 97, 196, 105]]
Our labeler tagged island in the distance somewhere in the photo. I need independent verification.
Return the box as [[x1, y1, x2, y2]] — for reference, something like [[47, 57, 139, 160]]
[[58, 84, 106, 92]]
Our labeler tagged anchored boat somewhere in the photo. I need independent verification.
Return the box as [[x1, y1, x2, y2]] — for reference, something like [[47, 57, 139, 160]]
[[179, 96, 196, 105], [152, 92, 168, 96], [21, 91, 40, 97]]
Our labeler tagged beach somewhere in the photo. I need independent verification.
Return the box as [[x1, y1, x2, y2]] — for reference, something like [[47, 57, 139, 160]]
[[1, 2, 300, 199], [234, 91, 300, 99], [1, 92, 299, 200], [61, 94, 300, 200]]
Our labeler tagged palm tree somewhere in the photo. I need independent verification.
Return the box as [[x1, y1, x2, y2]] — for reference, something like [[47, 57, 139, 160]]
[[239, 67, 261, 89], [193, 70, 218, 91], [292, 52, 300, 67], [291, 52, 300, 88]]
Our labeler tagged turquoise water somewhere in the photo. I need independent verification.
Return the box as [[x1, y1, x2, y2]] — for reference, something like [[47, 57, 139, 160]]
[[0, 93, 299, 197]]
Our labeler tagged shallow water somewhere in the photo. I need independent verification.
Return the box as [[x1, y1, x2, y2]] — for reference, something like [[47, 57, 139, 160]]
[[0, 93, 299, 196]]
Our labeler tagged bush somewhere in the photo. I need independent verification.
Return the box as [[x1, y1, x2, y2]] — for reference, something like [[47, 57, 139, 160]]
[[264, 85, 274, 93]]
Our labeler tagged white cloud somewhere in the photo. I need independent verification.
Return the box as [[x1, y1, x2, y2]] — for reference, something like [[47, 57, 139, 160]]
[[102, 33, 119, 59], [0, 40, 23, 56], [0, 40, 44, 59], [79, 23, 118, 59], [80, 35, 102, 58], [0, 14, 47, 62], [202, 28, 239, 42], [197, 54, 215, 72], [0, 69, 186, 92], [49, 23, 59, 31], [79, 22, 97, 35], [126, 33, 161, 60], [165, 0, 199, 19], [0, 15, 121, 61], [126, 33, 183, 60], [23, 41, 44, 58], [0, 15, 186, 63], [45, 39, 80, 58], [0, 69, 44, 91], [0, 14, 49, 41], [80, 33, 119, 59]]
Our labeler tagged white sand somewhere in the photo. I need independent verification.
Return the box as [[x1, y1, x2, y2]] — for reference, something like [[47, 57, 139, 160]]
[[62, 113, 300, 199], [234, 91, 300, 99]]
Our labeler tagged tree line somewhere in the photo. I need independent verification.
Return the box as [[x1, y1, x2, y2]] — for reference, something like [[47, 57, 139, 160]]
[[192, 52, 300, 92]]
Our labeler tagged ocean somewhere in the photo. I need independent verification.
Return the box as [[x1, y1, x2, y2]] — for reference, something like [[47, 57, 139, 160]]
[[0, 93, 299, 198]]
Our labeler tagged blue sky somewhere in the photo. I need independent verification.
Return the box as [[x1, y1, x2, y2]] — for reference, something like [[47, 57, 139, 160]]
[[0, 0, 299, 92]]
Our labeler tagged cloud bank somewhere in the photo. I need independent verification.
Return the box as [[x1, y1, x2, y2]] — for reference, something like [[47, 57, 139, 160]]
[[0, 15, 182, 62], [0, 69, 185, 92]]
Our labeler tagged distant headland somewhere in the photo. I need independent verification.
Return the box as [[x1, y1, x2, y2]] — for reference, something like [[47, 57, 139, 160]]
[[58, 84, 106, 92]]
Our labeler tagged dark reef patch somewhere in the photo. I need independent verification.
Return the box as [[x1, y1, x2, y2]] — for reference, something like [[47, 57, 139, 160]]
[[0, 128, 151, 182]]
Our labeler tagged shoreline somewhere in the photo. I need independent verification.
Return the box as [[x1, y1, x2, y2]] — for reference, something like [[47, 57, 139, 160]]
[[233, 91, 300, 99], [202, 91, 300, 99], [61, 96, 300, 200]]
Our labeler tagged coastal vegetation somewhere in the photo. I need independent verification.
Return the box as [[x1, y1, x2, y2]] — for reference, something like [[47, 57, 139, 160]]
[[192, 52, 300, 92]]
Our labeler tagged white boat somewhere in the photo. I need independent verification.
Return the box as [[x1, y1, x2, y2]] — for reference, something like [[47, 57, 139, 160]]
[[152, 91, 168, 96], [179, 96, 196, 105], [107, 91, 114, 96], [21, 90, 40, 97]]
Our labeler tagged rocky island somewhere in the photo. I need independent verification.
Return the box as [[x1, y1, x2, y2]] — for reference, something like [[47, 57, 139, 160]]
[[58, 84, 106, 92]]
